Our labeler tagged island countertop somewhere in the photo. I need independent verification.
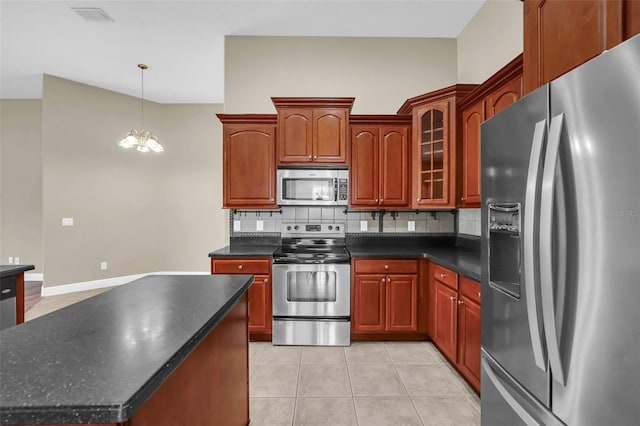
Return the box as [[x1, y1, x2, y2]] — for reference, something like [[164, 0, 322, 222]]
[[0, 274, 253, 425]]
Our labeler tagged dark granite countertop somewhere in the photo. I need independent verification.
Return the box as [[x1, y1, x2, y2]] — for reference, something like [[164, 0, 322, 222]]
[[0, 265, 35, 278], [209, 244, 279, 257], [0, 274, 253, 425]]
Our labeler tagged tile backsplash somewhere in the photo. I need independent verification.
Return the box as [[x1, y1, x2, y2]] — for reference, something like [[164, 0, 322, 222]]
[[231, 207, 456, 236], [457, 208, 481, 236]]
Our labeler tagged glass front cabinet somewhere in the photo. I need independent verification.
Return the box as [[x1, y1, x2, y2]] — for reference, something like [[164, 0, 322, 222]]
[[398, 84, 477, 209]]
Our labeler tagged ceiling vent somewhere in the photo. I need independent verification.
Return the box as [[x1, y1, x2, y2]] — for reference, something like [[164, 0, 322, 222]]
[[71, 7, 114, 23]]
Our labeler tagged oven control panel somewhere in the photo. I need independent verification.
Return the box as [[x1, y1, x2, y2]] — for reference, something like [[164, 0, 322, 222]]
[[282, 222, 345, 237]]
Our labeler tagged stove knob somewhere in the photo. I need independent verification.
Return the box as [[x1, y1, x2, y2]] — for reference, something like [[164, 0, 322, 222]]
[[328, 225, 333, 230], [294, 225, 299, 231], [286, 226, 292, 231], [335, 226, 340, 231]]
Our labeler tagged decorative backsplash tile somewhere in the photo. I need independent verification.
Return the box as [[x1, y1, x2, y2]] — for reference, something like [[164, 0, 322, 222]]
[[458, 208, 481, 236], [230, 207, 458, 236]]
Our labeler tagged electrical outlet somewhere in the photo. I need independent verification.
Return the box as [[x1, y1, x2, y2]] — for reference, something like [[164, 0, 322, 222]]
[[408, 221, 416, 232], [100, 261, 108, 270], [233, 220, 241, 232], [256, 220, 264, 231], [8, 257, 13, 264], [14, 257, 20, 264], [62, 217, 74, 227], [360, 221, 368, 232]]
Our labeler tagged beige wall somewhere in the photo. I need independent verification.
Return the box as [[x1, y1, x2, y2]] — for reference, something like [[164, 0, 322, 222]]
[[457, 0, 523, 83], [224, 36, 458, 114], [0, 100, 43, 272], [41, 75, 224, 287]]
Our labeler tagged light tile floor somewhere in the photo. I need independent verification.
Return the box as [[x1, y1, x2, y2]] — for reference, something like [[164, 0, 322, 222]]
[[249, 342, 480, 426], [26, 290, 480, 425]]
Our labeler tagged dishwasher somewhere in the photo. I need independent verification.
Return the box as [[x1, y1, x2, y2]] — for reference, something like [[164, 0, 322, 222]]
[[0, 275, 17, 330]]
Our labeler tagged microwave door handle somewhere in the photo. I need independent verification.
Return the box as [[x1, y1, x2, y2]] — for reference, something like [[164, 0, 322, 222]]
[[334, 178, 338, 202], [524, 119, 548, 372], [539, 113, 566, 385]]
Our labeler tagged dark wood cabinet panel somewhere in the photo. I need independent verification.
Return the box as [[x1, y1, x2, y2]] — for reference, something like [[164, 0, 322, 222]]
[[523, 0, 639, 95], [273, 98, 354, 165], [218, 115, 277, 208], [352, 274, 386, 332], [249, 275, 272, 335], [433, 281, 458, 363], [349, 117, 411, 209], [460, 102, 483, 207], [458, 293, 481, 392], [486, 75, 522, 118], [350, 126, 380, 206], [386, 274, 418, 332]]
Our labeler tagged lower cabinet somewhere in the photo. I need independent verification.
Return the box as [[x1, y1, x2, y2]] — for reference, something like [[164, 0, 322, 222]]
[[429, 262, 481, 393], [211, 257, 272, 340], [352, 259, 421, 338]]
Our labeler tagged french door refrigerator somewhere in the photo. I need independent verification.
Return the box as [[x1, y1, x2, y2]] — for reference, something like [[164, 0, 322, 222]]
[[480, 34, 640, 426]]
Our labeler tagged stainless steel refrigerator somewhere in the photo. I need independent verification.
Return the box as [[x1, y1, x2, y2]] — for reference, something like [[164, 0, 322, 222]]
[[480, 34, 640, 425]]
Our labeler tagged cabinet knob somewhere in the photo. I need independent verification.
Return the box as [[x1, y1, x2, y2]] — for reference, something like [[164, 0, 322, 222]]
[[458, 300, 464, 305], [461, 197, 466, 201], [381, 278, 385, 283], [416, 198, 420, 202], [264, 278, 269, 283], [314, 155, 318, 159], [384, 265, 389, 270], [238, 265, 243, 270], [387, 277, 391, 283], [380, 198, 384, 203], [440, 273, 446, 278], [478, 292, 481, 299], [308, 155, 312, 159], [450, 296, 456, 301], [375, 198, 378, 203]]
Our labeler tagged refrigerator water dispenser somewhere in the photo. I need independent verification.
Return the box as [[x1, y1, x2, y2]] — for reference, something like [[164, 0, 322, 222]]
[[488, 203, 522, 299]]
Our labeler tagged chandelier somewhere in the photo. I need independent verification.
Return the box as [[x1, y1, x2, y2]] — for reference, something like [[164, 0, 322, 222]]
[[118, 64, 164, 153]]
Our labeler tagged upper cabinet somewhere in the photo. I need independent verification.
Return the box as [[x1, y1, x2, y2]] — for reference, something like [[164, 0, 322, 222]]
[[272, 97, 354, 164], [349, 115, 412, 208], [398, 85, 476, 209], [217, 114, 278, 209], [523, 0, 640, 95], [458, 54, 523, 208]]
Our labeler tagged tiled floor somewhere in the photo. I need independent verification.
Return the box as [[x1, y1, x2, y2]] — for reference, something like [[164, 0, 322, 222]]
[[249, 342, 480, 426], [26, 290, 480, 425]]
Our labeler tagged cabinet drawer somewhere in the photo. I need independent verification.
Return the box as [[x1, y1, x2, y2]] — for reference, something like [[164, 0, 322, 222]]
[[211, 258, 271, 274], [459, 275, 481, 305], [353, 259, 418, 274], [433, 264, 458, 290]]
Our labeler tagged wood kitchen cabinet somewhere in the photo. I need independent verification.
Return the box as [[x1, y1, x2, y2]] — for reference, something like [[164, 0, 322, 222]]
[[272, 97, 354, 164], [217, 114, 278, 208], [458, 55, 523, 207], [211, 257, 272, 340], [523, 0, 640, 95], [429, 261, 481, 393], [352, 259, 419, 337], [397, 85, 476, 209], [349, 115, 411, 208]]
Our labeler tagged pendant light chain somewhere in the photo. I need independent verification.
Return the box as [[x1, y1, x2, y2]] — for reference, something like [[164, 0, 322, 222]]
[[139, 64, 147, 130]]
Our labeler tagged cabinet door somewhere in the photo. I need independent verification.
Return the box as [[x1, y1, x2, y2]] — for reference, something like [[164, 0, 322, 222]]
[[379, 126, 410, 207], [413, 101, 451, 207], [457, 294, 481, 392], [248, 275, 272, 335], [350, 126, 380, 207], [460, 101, 483, 207], [433, 281, 458, 362], [223, 124, 277, 207], [278, 108, 313, 163], [313, 108, 348, 163], [386, 274, 418, 332], [352, 274, 386, 332], [523, 0, 626, 94], [486, 76, 522, 119]]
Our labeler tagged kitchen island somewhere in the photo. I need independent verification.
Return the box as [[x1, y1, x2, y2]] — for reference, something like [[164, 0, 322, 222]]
[[0, 274, 252, 425], [1, 265, 36, 326]]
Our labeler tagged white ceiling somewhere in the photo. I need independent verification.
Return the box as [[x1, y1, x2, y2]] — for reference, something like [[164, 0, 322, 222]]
[[0, 0, 485, 103]]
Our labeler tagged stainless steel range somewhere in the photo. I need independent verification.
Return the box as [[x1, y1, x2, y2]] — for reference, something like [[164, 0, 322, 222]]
[[272, 222, 350, 346]]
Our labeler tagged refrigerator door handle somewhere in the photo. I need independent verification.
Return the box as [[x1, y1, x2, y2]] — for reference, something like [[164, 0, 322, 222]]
[[524, 119, 548, 372], [539, 112, 566, 385]]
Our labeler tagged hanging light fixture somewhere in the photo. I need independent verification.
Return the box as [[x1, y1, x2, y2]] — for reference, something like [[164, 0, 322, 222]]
[[118, 64, 164, 153]]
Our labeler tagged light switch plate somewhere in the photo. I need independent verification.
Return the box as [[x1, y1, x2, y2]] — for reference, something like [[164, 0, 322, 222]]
[[408, 221, 416, 231], [233, 220, 241, 232], [62, 217, 74, 227], [360, 221, 368, 232], [256, 220, 264, 231]]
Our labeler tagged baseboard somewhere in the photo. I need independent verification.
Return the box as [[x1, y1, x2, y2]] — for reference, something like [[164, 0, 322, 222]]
[[25, 273, 44, 282], [41, 271, 210, 297]]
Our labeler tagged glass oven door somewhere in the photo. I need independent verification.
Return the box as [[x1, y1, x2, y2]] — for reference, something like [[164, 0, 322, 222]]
[[272, 263, 350, 318]]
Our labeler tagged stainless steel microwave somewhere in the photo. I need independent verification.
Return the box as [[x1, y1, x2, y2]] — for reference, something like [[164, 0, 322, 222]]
[[277, 167, 348, 206]]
